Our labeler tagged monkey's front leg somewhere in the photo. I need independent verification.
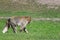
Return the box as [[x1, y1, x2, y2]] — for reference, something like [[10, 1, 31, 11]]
[[23, 27, 28, 33], [20, 26, 28, 33], [20, 21, 29, 33]]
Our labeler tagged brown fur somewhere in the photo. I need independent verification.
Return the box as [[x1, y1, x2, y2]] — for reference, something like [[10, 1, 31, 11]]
[[2, 16, 31, 33]]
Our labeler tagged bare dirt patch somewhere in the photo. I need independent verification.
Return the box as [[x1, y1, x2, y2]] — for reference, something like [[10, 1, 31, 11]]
[[0, 17, 60, 21], [33, 18, 60, 21]]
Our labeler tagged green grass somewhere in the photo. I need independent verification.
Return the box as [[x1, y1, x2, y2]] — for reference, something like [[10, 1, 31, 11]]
[[0, 0, 60, 18], [0, 0, 60, 40], [0, 8, 60, 18], [0, 19, 60, 40]]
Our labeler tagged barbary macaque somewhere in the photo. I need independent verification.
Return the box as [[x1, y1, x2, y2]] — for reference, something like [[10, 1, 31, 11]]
[[2, 16, 31, 33]]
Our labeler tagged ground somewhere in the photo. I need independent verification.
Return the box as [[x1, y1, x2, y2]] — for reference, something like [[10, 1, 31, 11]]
[[0, 11, 60, 40], [0, 20, 60, 40], [0, 0, 60, 40]]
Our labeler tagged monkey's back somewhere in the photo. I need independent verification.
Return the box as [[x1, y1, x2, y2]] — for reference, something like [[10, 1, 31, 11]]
[[8, 16, 31, 26]]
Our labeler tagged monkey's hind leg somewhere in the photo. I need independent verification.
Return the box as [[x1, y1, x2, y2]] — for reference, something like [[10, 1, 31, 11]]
[[2, 26, 8, 33], [11, 23, 17, 33], [2, 23, 10, 33]]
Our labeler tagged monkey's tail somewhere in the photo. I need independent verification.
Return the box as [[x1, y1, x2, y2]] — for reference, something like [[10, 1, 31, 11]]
[[8, 18, 11, 22]]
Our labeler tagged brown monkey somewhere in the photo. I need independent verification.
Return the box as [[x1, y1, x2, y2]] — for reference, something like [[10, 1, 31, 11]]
[[2, 16, 31, 33]]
